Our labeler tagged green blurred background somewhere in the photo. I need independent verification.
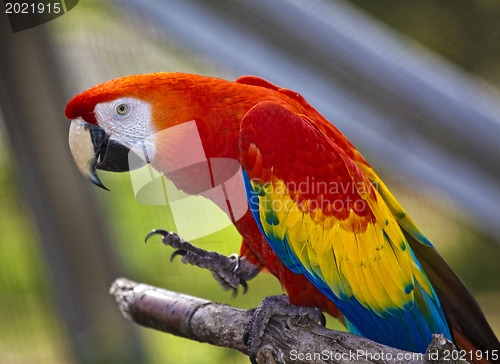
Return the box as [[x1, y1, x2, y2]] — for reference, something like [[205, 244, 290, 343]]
[[0, 1, 499, 363]]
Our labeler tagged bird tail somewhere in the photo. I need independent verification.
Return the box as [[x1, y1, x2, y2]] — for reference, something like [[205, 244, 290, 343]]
[[404, 231, 500, 364]]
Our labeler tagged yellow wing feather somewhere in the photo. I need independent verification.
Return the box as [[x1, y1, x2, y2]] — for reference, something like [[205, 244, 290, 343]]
[[253, 176, 427, 317]]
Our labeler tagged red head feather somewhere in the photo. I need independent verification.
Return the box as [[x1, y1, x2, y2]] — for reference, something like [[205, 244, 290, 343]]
[[65, 73, 197, 125]]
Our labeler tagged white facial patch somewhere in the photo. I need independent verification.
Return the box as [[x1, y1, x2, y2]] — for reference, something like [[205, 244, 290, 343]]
[[94, 97, 156, 161]]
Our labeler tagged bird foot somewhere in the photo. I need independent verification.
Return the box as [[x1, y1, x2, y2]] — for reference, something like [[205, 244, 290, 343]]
[[243, 295, 326, 363], [145, 229, 260, 294]]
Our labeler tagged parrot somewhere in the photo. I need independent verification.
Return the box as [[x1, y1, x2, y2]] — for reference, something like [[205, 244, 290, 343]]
[[65, 72, 499, 361]]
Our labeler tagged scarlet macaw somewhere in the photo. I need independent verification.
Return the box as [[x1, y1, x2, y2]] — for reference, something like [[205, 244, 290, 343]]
[[65, 73, 499, 361]]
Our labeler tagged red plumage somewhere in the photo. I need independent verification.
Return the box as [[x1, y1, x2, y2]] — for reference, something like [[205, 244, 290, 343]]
[[66, 73, 499, 361]]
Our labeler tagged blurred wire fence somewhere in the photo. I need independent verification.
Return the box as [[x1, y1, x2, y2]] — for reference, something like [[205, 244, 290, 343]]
[[0, 0, 499, 363]]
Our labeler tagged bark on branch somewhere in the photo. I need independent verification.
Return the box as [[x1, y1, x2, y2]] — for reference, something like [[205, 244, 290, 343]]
[[110, 277, 465, 364]]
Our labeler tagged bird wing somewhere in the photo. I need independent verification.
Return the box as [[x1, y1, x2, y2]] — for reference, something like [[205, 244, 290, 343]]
[[239, 101, 451, 352], [361, 167, 500, 359]]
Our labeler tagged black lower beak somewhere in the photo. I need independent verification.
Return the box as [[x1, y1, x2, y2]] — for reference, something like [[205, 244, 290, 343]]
[[69, 120, 146, 190], [96, 139, 135, 173]]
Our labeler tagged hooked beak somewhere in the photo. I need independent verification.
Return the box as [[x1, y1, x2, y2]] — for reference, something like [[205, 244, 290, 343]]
[[68, 119, 144, 190]]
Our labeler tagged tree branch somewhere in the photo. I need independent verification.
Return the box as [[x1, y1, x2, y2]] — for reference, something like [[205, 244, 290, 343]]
[[110, 277, 465, 364]]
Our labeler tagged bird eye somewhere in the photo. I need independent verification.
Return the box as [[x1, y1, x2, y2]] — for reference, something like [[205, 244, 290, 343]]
[[116, 103, 129, 115]]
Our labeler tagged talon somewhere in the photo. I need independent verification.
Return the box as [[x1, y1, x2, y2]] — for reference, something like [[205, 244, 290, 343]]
[[240, 279, 248, 294], [319, 313, 326, 327], [145, 229, 169, 243], [243, 328, 250, 346], [229, 253, 240, 272], [170, 250, 187, 262]]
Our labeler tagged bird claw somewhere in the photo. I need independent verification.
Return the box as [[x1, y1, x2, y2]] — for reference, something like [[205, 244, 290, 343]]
[[169, 249, 187, 262], [146, 229, 260, 295], [145, 229, 169, 243], [239, 278, 248, 295], [243, 295, 326, 362], [229, 253, 240, 272]]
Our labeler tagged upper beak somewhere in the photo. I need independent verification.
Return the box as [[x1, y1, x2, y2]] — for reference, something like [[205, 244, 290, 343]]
[[68, 119, 144, 190]]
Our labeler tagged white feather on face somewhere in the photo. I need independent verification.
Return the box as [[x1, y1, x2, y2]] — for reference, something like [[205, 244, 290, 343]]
[[94, 97, 157, 161]]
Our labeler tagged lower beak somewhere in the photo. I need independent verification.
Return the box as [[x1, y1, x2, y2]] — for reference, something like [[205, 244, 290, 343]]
[[68, 119, 144, 190]]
